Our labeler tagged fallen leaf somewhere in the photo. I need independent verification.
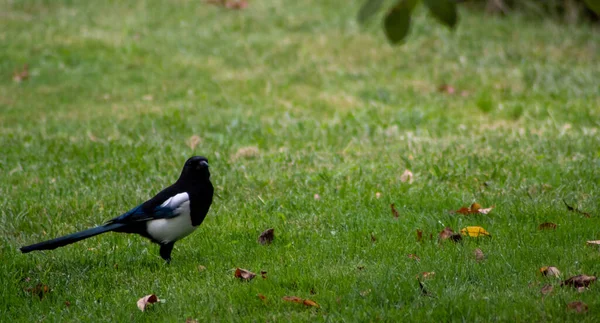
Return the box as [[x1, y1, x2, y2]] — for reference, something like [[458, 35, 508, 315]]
[[261, 271, 267, 279], [24, 283, 51, 299], [474, 248, 485, 262], [563, 199, 591, 218], [416, 229, 423, 242], [13, 64, 29, 82], [460, 226, 491, 237], [438, 84, 455, 94], [408, 254, 420, 261], [187, 135, 202, 150], [232, 146, 259, 160], [540, 284, 554, 295], [586, 240, 600, 246], [234, 268, 256, 281], [400, 169, 413, 183], [538, 222, 557, 230], [257, 294, 266, 300], [198, 265, 207, 272], [567, 301, 588, 313], [439, 227, 462, 242], [561, 275, 597, 288], [65, 300, 71, 307], [455, 203, 494, 215], [302, 299, 320, 308], [258, 228, 274, 245], [137, 294, 159, 312], [417, 272, 435, 279], [282, 296, 304, 303], [540, 266, 561, 277], [225, 0, 248, 9], [391, 203, 399, 219]]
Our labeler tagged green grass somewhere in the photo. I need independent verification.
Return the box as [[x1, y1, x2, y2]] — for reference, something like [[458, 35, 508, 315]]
[[1, 0, 600, 321]]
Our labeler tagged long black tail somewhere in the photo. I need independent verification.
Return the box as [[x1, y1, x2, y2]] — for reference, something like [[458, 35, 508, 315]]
[[20, 223, 125, 253]]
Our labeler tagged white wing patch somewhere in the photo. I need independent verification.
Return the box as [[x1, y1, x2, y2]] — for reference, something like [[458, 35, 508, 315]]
[[146, 192, 197, 244]]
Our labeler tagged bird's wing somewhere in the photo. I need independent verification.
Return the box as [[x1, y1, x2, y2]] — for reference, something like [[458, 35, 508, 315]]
[[107, 192, 190, 224]]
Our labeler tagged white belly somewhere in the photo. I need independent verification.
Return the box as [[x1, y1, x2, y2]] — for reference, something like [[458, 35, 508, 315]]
[[146, 207, 196, 244]]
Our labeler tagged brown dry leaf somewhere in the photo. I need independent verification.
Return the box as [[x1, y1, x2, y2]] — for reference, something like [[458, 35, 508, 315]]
[[137, 294, 159, 312], [225, 0, 248, 9], [563, 199, 591, 218], [540, 284, 554, 295], [540, 266, 561, 277], [65, 300, 71, 307], [257, 294, 266, 301], [13, 64, 29, 82], [418, 272, 435, 279], [187, 135, 202, 150], [416, 229, 423, 242], [456, 203, 494, 215], [282, 296, 304, 304], [302, 299, 320, 308], [561, 275, 597, 288], [474, 248, 485, 262], [234, 268, 256, 281], [438, 84, 456, 94], [439, 227, 462, 242], [232, 146, 259, 160], [567, 301, 588, 313], [258, 228, 274, 245], [586, 240, 600, 246], [460, 226, 491, 237], [261, 271, 267, 279], [391, 204, 399, 219], [198, 265, 207, 272], [538, 222, 557, 230], [400, 169, 413, 184], [408, 254, 420, 262], [24, 283, 51, 299]]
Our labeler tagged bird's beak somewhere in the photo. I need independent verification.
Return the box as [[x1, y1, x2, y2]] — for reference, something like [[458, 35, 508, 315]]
[[199, 160, 209, 168]]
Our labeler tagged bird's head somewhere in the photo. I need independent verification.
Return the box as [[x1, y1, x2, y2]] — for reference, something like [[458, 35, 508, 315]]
[[179, 156, 211, 182]]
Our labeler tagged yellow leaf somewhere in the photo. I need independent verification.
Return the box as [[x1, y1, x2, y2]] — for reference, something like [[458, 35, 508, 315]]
[[460, 226, 491, 237]]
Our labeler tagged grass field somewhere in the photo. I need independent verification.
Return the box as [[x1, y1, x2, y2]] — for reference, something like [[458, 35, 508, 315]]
[[1, 0, 599, 321]]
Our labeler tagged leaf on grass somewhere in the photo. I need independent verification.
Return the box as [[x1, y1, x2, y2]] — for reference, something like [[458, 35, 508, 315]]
[[455, 203, 494, 215], [24, 283, 51, 299], [474, 248, 485, 262], [561, 275, 597, 288], [439, 227, 462, 242], [422, 0, 458, 28], [460, 226, 491, 237], [13, 64, 29, 82], [225, 0, 248, 9], [408, 254, 420, 261], [391, 203, 399, 219], [384, 0, 417, 44], [137, 294, 159, 312], [416, 229, 423, 242], [357, 0, 385, 24], [586, 240, 600, 246], [282, 296, 304, 304], [563, 199, 591, 218], [540, 284, 554, 295], [540, 266, 561, 277], [567, 301, 588, 313], [198, 265, 207, 272], [261, 271, 267, 279], [234, 268, 256, 281], [258, 228, 274, 245], [538, 222, 557, 230], [65, 300, 71, 307], [187, 135, 202, 150], [302, 299, 320, 308], [417, 272, 435, 279], [400, 169, 413, 183], [257, 294, 266, 301]]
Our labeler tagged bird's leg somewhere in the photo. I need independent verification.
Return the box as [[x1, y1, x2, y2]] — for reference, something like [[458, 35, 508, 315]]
[[159, 242, 175, 263]]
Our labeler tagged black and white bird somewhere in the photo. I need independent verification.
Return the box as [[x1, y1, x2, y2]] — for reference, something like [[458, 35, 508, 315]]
[[20, 156, 214, 262]]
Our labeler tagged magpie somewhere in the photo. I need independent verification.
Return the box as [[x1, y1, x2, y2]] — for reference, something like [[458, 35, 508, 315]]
[[20, 156, 214, 262]]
